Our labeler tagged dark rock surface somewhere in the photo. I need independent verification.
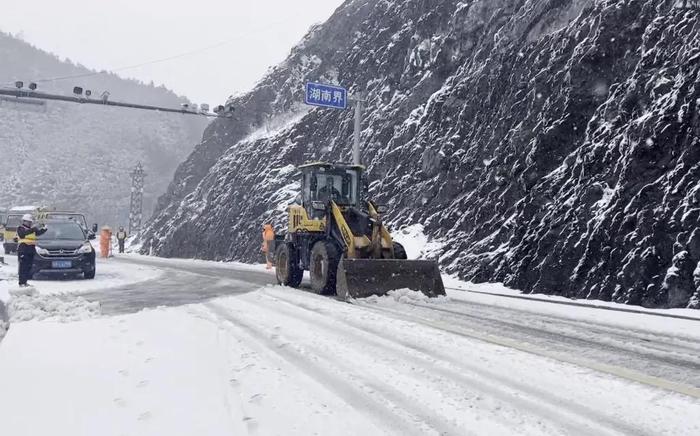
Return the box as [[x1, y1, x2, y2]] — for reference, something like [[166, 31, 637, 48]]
[[142, 0, 700, 308]]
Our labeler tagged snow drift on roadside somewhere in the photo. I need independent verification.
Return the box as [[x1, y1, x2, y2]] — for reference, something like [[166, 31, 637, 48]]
[[362, 288, 450, 305], [7, 286, 100, 323], [0, 256, 162, 303], [391, 224, 445, 260]]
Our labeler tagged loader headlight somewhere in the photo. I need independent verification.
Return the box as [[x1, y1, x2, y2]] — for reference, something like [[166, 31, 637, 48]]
[[36, 247, 50, 256], [77, 243, 93, 254]]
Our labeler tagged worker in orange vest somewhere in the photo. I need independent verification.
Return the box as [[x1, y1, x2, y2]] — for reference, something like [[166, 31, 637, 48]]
[[99, 226, 112, 259], [261, 224, 275, 269]]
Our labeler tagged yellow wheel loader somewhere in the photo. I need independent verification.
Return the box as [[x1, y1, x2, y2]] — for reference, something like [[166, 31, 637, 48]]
[[275, 162, 445, 299]]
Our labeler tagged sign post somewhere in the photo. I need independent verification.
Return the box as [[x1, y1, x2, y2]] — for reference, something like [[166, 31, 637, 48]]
[[305, 82, 364, 165], [351, 93, 364, 166]]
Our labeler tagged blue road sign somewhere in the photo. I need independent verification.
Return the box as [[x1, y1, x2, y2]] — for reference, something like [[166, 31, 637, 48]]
[[305, 82, 347, 110]]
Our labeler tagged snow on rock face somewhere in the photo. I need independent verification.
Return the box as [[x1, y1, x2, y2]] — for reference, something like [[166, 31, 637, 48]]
[[143, 1, 700, 309], [391, 224, 446, 260]]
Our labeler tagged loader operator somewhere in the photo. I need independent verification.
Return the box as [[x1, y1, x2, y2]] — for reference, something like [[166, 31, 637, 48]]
[[16, 214, 47, 287], [317, 176, 342, 202]]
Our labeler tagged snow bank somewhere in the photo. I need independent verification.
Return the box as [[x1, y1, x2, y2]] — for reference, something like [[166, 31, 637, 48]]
[[447, 284, 700, 339], [391, 224, 445, 260], [0, 253, 159, 341], [362, 288, 450, 305], [7, 287, 100, 323], [0, 256, 162, 302], [445, 277, 700, 320]]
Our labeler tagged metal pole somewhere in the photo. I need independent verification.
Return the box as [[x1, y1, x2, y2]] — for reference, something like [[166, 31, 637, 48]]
[[353, 93, 363, 165], [129, 162, 146, 234], [0, 88, 228, 118]]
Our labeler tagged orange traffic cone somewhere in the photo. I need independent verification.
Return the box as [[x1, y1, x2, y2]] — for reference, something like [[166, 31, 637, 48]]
[[99, 226, 112, 259]]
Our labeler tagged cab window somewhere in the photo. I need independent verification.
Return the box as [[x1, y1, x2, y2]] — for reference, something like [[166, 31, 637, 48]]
[[6, 215, 22, 229]]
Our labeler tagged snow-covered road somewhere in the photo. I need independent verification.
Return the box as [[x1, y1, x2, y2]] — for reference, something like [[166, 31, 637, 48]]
[[1, 255, 699, 435]]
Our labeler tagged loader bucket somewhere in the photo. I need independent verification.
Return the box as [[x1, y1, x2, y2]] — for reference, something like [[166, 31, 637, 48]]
[[336, 259, 446, 300]]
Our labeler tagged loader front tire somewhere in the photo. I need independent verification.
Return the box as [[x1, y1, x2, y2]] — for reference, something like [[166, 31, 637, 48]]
[[393, 242, 408, 260], [310, 241, 340, 295], [276, 243, 303, 288]]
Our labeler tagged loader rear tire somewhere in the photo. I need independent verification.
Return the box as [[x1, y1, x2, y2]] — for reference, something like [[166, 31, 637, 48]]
[[393, 242, 408, 260], [276, 244, 303, 288], [310, 241, 340, 295]]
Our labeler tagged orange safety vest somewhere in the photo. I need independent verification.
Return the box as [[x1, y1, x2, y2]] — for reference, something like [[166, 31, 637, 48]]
[[261, 225, 275, 252]]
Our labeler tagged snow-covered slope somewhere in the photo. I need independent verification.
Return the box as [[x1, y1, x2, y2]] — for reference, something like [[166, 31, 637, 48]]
[[0, 32, 207, 226], [142, 0, 700, 309]]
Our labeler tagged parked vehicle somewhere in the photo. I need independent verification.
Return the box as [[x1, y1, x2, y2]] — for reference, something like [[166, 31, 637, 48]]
[[0, 209, 6, 243], [33, 219, 96, 279], [3, 206, 90, 254], [2, 206, 38, 254]]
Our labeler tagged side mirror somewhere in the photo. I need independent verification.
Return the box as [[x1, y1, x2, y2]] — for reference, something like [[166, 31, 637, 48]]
[[92, 223, 98, 233], [376, 205, 388, 214], [87, 231, 96, 240], [311, 201, 327, 211]]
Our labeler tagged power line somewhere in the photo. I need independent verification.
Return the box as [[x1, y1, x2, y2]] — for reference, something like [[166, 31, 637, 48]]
[[29, 39, 236, 84]]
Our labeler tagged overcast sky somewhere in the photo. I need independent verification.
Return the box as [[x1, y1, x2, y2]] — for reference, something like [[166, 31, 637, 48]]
[[0, 0, 345, 105]]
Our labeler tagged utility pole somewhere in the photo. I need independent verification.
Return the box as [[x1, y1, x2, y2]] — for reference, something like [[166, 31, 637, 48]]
[[129, 162, 146, 234], [350, 92, 366, 166]]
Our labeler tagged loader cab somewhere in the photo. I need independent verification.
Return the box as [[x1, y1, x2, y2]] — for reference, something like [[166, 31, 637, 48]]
[[299, 163, 363, 217]]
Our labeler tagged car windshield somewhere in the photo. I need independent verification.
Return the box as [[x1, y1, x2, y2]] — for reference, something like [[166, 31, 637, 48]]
[[39, 222, 86, 240], [46, 213, 88, 230]]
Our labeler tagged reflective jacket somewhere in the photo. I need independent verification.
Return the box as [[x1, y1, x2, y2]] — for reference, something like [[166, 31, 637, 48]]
[[261, 225, 275, 252], [17, 224, 47, 246], [263, 225, 275, 241], [116, 231, 127, 240]]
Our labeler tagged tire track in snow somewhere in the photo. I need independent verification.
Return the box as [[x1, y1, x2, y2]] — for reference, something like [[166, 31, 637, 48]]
[[256, 289, 652, 436], [406, 301, 700, 377], [203, 301, 467, 436], [448, 298, 700, 355], [351, 300, 700, 400]]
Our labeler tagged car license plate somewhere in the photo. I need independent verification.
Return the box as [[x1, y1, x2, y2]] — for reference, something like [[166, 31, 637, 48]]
[[52, 260, 72, 269]]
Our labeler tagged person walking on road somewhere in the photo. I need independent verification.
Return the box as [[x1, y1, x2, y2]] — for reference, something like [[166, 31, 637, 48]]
[[261, 224, 275, 270], [116, 226, 128, 254], [16, 214, 47, 287]]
